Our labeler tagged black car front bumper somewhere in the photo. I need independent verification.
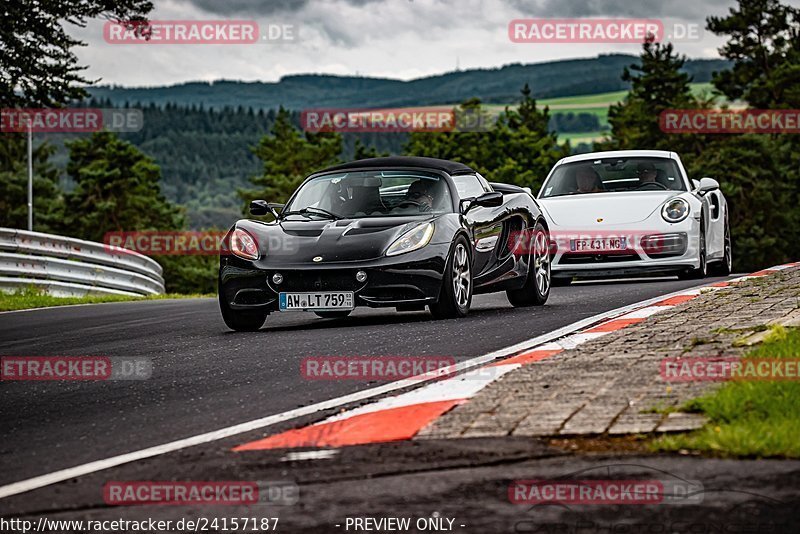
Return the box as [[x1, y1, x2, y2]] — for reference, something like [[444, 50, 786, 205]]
[[219, 244, 450, 312]]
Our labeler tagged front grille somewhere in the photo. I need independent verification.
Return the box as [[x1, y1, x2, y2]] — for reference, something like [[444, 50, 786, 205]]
[[559, 253, 641, 265], [269, 270, 363, 292]]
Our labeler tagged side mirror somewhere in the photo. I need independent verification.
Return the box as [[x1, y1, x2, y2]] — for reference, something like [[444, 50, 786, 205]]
[[250, 200, 282, 218], [692, 179, 700, 190], [696, 177, 719, 196], [460, 191, 504, 214]]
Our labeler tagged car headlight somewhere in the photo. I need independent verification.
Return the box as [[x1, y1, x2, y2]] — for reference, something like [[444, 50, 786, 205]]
[[386, 222, 435, 256], [230, 228, 259, 260], [661, 198, 689, 223]]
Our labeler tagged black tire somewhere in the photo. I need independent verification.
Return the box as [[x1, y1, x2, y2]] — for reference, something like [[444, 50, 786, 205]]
[[429, 236, 472, 319], [710, 220, 732, 276], [314, 311, 352, 319], [679, 223, 708, 280], [219, 292, 267, 332], [506, 222, 551, 306]]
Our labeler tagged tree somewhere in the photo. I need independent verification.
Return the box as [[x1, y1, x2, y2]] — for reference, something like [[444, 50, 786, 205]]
[[707, 0, 800, 109], [599, 36, 698, 151], [404, 87, 568, 190], [239, 107, 342, 212], [63, 131, 183, 242], [0, 133, 64, 231], [1, 0, 153, 107]]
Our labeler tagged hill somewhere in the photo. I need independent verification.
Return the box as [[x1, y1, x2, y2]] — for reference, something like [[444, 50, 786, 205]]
[[88, 55, 729, 111]]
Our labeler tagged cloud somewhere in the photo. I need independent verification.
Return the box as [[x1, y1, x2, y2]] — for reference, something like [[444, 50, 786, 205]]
[[184, 0, 385, 16], [508, 0, 734, 20]]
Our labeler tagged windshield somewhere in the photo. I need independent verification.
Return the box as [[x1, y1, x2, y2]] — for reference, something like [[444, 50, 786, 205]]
[[283, 170, 452, 219], [540, 157, 687, 198]]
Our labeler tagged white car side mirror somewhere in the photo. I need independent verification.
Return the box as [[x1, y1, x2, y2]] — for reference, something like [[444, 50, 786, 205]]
[[696, 177, 719, 195], [692, 179, 700, 190]]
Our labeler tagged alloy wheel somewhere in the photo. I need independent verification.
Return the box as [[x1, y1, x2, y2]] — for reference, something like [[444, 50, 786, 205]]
[[452, 243, 471, 308]]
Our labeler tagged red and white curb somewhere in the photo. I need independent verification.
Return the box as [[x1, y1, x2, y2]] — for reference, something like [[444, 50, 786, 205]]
[[234, 262, 800, 452]]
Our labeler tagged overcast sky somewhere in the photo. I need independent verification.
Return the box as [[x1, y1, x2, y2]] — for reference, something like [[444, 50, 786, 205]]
[[69, 0, 795, 87]]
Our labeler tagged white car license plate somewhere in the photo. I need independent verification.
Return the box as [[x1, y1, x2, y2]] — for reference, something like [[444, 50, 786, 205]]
[[570, 237, 627, 252], [279, 292, 354, 311]]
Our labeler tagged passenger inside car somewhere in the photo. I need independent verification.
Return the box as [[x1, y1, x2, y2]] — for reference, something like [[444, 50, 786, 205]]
[[575, 166, 605, 193]]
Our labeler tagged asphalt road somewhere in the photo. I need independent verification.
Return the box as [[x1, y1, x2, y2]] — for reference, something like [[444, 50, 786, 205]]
[[0, 276, 732, 489]]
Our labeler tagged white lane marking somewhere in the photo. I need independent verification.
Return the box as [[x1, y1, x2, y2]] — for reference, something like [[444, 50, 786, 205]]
[[0, 279, 739, 500], [618, 306, 666, 319], [559, 332, 610, 348], [280, 450, 340, 462]]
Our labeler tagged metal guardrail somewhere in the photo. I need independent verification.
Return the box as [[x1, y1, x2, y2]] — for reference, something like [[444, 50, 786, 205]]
[[0, 228, 165, 297]]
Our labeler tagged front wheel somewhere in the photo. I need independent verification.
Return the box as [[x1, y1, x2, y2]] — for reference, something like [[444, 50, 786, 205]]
[[219, 292, 267, 332], [430, 237, 472, 319], [506, 222, 551, 306]]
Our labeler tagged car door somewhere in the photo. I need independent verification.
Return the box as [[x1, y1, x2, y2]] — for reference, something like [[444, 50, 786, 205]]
[[452, 174, 502, 276]]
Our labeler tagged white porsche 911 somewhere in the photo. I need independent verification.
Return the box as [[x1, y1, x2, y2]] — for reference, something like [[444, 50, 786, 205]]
[[536, 150, 732, 284]]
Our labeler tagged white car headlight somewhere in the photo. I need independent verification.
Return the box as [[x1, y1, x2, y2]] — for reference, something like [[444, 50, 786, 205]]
[[386, 222, 434, 256], [230, 228, 259, 260], [661, 198, 689, 223]]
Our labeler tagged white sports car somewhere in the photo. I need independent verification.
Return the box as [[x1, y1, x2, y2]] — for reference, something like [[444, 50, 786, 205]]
[[536, 150, 732, 284]]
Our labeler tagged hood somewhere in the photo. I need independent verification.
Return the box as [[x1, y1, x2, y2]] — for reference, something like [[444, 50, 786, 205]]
[[240, 215, 434, 265], [538, 192, 676, 226]]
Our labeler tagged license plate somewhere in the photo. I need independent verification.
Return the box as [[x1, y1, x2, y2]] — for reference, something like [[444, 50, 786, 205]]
[[570, 237, 627, 252], [279, 292, 354, 311]]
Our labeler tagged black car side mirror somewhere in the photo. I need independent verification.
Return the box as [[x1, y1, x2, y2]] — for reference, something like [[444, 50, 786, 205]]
[[461, 191, 503, 214], [476, 191, 504, 207], [250, 200, 282, 218]]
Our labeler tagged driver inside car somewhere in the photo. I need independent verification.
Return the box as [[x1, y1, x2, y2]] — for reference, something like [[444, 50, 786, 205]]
[[637, 162, 658, 184], [405, 180, 436, 212]]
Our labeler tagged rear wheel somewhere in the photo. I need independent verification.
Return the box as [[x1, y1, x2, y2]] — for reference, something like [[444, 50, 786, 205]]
[[430, 237, 472, 319], [314, 311, 352, 319], [219, 292, 267, 332], [710, 220, 732, 276], [679, 224, 708, 280], [507, 222, 551, 306]]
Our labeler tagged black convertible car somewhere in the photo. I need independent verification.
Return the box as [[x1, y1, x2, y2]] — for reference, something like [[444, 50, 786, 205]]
[[219, 156, 551, 331]]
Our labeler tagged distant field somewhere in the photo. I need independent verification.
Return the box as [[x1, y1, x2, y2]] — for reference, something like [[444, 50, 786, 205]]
[[482, 83, 719, 146]]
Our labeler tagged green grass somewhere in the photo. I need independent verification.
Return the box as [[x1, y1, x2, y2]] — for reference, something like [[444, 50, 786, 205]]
[[653, 326, 800, 458], [0, 287, 211, 312]]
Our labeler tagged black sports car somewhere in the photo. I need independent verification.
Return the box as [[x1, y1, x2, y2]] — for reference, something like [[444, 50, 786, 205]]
[[218, 156, 551, 331]]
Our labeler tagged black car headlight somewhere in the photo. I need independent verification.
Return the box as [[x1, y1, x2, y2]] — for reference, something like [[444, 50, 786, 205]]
[[661, 198, 689, 223], [386, 222, 434, 257], [230, 228, 260, 260]]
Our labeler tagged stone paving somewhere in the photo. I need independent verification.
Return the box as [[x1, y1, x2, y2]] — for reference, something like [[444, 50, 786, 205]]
[[417, 267, 800, 440]]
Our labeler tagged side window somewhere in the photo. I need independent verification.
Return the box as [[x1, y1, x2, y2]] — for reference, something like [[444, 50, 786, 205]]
[[452, 174, 486, 199], [476, 173, 493, 192]]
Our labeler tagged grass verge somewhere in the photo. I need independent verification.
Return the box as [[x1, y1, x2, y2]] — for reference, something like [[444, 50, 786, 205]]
[[652, 325, 800, 458], [0, 287, 212, 312]]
